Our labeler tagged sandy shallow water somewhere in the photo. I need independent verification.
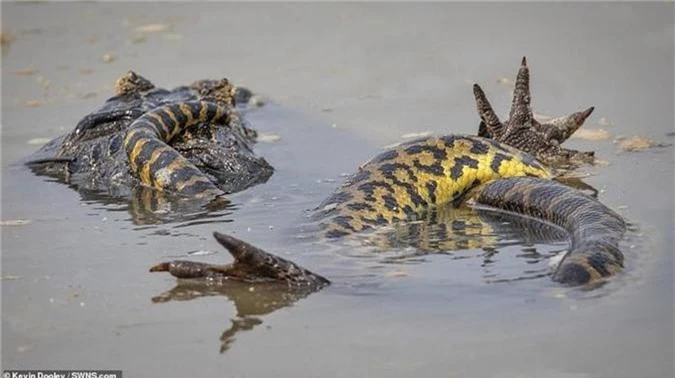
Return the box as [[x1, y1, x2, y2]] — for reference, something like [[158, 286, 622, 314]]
[[2, 3, 673, 378]]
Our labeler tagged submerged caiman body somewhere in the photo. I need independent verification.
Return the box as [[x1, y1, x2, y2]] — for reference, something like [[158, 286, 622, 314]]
[[152, 58, 626, 289], [27, 71, 273, 200]]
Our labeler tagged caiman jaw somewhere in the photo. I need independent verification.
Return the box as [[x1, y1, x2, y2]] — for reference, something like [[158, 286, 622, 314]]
[[150, 232, 330, 289]]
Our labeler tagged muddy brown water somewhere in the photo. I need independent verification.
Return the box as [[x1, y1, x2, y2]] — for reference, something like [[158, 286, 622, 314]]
[[2, 3, 673, 378]]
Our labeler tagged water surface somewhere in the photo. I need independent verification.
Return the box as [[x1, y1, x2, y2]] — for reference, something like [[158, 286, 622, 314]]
[[2, 3, 673, 377]]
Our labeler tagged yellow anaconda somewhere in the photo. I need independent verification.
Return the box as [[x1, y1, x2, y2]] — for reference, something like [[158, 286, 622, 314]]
[[313, 135, 552, 238]]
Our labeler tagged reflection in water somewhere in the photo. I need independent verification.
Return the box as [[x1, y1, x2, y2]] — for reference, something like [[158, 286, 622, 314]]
[[149, 202, 575, 353], [344, 205, 566, 255], [474, 208, 568, 245], [27, 168, 237, 226], [474, 209, 568, 283], [363, 205, 569, 283], [151, 280, 316, 353], [126, 187, 235, 226]]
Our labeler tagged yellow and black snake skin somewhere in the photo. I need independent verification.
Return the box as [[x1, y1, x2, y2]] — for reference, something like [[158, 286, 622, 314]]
[[123, 101, 231, 199], [314, 135, 553, 237], [309, 136, 624, 285]]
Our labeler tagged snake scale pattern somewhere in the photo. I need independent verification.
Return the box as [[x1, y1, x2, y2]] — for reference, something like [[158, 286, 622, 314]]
[[149, 59, 626, 289]]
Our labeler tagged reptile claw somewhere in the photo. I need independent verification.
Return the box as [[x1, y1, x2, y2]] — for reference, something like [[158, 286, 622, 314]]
[[547, 106, 595, 143], [473, 58, 596, 167], [213, 232, 330, 287], [149, 262, 170, 272], [509, 56, 532, 126], [473, 84, 503, 137], [150, 232, 329, 288]]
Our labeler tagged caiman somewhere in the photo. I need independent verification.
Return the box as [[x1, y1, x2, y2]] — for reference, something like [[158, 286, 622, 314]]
[[150, 58, 625, 289], [26, 71, 273, 204]]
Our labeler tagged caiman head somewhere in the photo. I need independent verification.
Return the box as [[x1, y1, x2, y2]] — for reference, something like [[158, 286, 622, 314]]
[[39, 71, 272, 195]]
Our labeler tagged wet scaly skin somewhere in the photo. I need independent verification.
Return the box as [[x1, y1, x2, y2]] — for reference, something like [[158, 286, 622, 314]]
[[26, 71, 272, 201], [151, 58, 625, 289], [476, 178, 625, 285], [314, 135, 552, 238]]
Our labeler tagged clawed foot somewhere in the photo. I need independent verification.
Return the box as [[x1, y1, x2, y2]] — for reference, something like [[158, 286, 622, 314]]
[[151, 232, 330, 289], [473, 57, 595, 168]]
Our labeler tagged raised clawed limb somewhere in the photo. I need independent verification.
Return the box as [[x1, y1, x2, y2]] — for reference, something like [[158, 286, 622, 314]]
[[150, 232, 330, 290], [473, 57, 596, 167]]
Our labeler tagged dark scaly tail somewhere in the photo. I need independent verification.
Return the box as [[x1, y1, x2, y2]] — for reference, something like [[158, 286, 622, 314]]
[[474, 177, 625, 285], [124, 101, 229, 198]]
